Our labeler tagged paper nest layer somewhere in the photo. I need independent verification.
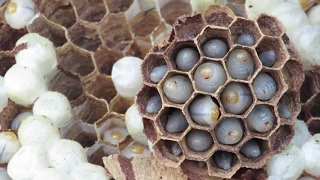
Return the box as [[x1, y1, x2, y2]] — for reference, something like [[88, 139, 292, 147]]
[[135, 5, 304, 179]]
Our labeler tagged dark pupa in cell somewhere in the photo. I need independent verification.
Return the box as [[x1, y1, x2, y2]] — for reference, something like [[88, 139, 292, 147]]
[[247, 105, 275, 133], [235, 34, 255, 46], [258, 50, 276, 67], [213, 151, 233, 170], [146, 95, 162, 114], [202, 39, 228, 58], [252, 72, 277, 101], [226, 49, 254, 80], [186, 129, 213, 152], [277, 102, 292, 118], [171, 141, 182, 156], [165, 109, 189, 133], [198, 161, 206, 168], [214, 118, 244, 145], [150, 65, 168, 83], [175, 48, 200, 71], [163, 75, 193, 104], [240, 139, 261, 158]]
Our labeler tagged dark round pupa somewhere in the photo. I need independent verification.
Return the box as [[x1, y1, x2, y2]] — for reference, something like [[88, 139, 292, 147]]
[[214, 118, 244, 145], [146, 95, 162, 114], [277, 102, 292, 118], [240, 139, 261, 158], [166, 109, 189, 133], [171, 141, 182, 156], [202, 39, 228, 58], [213, 151, 233, 170], [235, 34, 255, 46], [186, 129, 213, 152], [175, 48, 199, 71], [258, 50, 276, 67], [150, 65, 168, 83]]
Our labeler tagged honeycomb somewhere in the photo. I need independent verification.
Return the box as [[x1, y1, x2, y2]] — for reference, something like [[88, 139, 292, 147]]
[[136, 5, 304, 179]]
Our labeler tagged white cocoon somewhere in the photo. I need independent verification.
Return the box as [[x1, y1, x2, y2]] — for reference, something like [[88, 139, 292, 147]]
[[0, 76, 8, 113], [4, 64, 47, 106], [0, 168, 11, 180], [18, 115, 61, 150], [0, 132, 21, 163], [47, 139, 87, 174], [307, 5, 320, 25], [190, 0, 226, 13], [245, 0, 283, 19], [301, 134, 320, 177], [291, 119, 312, 148], [11, 111, 33, 130], [4, 0, 35, 29], [7, 146, 49, 180], [271, 2, 309, 38], [69, 162, 110, 180], [33, 168, 69, 180], [266, 144, 304, 180], [111, 56, 143, 98], [15, 33, 57, 77], [33, 91, 72, 128], [125, 104, 148, 146]]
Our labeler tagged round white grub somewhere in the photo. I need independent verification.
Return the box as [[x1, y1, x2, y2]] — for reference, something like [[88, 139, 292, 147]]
[[47, 139, 87, 174], [0, 131, 21, 163], [4, 64, 47, 106], [125, 104, 148, 146], [301, 134, 320, 177], [111, 56, 143, 99], [266, 144, 305, 180], [33, 91, 72, 128], [18, 115, 61, 150], [7, 146, 49, 180], [69, 162, 110, 180]]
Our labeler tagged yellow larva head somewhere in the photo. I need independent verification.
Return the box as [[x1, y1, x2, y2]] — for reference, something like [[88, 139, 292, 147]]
[[6, 2, 18, 14], [111, 130, 123, 141], [225, 90, 239, 104], [211, 106, 220, 121], [4, 132, 17, 140], [131, 143, 145, 154]]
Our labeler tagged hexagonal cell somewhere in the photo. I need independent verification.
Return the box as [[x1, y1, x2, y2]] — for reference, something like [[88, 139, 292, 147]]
[[256, 14, 285, 37], [256, 36, 289, 69], [282, 33, 300, 60], [124, 38, 152, 59], [0, 23, 27, 51], [142, 118, 159, 143], [93, 46, 124, 75], [61, 120, 97, 148], [73, 95, 108, 124], [307, 93, 320, 118], [203, 5, 236, 27], [186, 95, 221, 127], [71, 0, 106, 22], [98, 13, 132, 51], [141, 53, 168, 85], [95, 113, 128, 145], [49, 69, 84, 102], [34, 0, 76, 28], [225, 46, 261, 81], [150, 21, 172, 44], [158, 0, 192, 25], [85, 142, 118, 166], [153, 140, 185, 168], [82, 74, 117, 103], [307, 119, 320, 135], [281, 60, 304, 92], [229, 17, 262, 47], [232, 168, 268, 180], [181, 129, 215, 161], [173, 14, 206, 40], [252, 70, 287, 103], [239, 138, 271, 168], [136, 86, 163, 119], [269, 125, 294, 154], [26, 14, 67, 47], [164, 39, 200, 71], [0, 52, 15, 76], [157, 71, 193, 106], [191, 60, 227, 94], [105, 0, 133, 13], [109, 94, 133, 114], [57, 44, 95, 76], [196, 26, 232, 59], [208, 151, 241, 179], [220, 82, 254, 116], [126, 2, 161, 38], [214, 117, 245, 146], [68, 23, 102, 52], [277, 91, 300, 125], [300, 72, 318, 103], [180, 160, 209, 179], [155, 107, 189, 139]]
